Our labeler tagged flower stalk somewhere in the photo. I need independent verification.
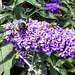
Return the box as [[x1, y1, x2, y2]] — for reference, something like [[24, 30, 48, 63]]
[[32, 51, 36, 65], [16, 53, 42, 75]]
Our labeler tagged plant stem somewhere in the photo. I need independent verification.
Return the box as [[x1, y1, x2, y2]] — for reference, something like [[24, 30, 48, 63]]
[[19, 54, 31, 67], [32, 51, 36, 65], [29, 9, 41, 17], [19, 54, 37, 74], [17, 53, 42, 75]]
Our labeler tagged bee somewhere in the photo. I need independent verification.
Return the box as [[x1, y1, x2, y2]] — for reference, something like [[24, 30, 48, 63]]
[[15, 22, 27, 31], [47, 20, 57, 29]]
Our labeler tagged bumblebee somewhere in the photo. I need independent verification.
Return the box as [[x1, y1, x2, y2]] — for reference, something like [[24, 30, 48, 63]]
[[47, 20, 57, 29], [15, 22, 27, 31]]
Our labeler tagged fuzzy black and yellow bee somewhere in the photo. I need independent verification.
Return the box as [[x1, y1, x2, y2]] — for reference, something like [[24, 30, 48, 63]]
[[47, 20, 57, 29], [15, 22, 27, 31]]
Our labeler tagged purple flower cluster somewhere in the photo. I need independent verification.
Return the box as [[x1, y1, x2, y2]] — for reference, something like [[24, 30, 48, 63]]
[[17, 52, 27, 65], [44, 0, 62, 13], [4, 19, 75, 58]]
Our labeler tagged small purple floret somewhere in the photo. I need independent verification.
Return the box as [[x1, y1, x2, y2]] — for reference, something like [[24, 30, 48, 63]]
[[17, 52, 27, 65], [44, 0, 62, 13], [3, 19, 75, 59]]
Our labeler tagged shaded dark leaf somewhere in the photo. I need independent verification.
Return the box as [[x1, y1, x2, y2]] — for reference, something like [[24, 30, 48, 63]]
[[50, 64, 59, 75], [36, 62, 47, 75], [67, 67, 75, 73]]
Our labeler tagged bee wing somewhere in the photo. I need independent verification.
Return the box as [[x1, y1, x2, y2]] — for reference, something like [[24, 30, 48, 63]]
[[47, 23, 52, 28], [47, 20, 57, 28], [16, 24, 19, 30]]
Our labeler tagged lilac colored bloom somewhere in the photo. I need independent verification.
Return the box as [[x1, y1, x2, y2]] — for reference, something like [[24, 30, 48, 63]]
[[4, 30, 12, 42], [3, 19, 75, 58], [50, 0, 58, 3], [17, 52, 27, 65], [12, 42, 22, 52], [3, 22, 12, 29], [44, 0, 62, 13], [12, 19, 26, 26]]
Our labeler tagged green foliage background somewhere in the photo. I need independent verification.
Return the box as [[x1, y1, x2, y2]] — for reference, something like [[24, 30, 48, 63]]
[[0, 0, 75, 75]]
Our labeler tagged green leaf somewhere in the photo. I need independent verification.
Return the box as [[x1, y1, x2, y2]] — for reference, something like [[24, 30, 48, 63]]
[[61, 1, 74, 16], [0, 43, 15, 75], [1, 18, 6, 24], [1, 24, 6, 26], [55, 58, 73, 68], [39, 0, 45, 6], [38, 11, 57, 19], [0, 26, 6, 33], [64, 60, 73, 68], [50, 54, 57, 66], [50, 65, 59, 75], [67, 67, 75, 73], [20, 14, 28, 20], [33, 51, 48, 63], [0, 33, 4, 42], [38, 51, 49, 59], [71, 26, 75, 34], [16, 0, 26, 5], [25, 8, 33, 13], [55, 59, 66, 67], [67, 57, 73, 63], [9, 0, 26, 9], [63, 22, 70, 28], [7, 0, 14, 6], [37, 51, 49, 62], [25, 0, 45, 10], [36, 62, 47, 75], [13, 6, 22, 19], [70, 20, 75, 27], [54, 51, 60, 57], [0, 13, 11, 19], [46, 57, 53, 66], [12, 54, 16, 67], [0, 0, 2, 12], [54, 66, 68, 75], [57, 6, 68, 12], [9, 0, 44, 10]]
